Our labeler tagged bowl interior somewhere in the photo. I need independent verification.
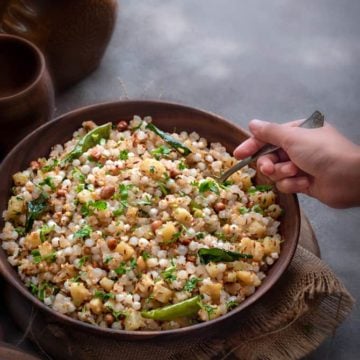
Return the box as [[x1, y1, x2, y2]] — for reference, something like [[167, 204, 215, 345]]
[[0, 100, 300, 338]]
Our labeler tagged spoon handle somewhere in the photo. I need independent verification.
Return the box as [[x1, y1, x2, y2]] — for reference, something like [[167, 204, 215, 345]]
[[218, 111, 324, 183]]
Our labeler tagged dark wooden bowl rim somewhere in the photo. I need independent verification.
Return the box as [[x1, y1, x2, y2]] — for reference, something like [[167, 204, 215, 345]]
[[0, 100, 300, 339]]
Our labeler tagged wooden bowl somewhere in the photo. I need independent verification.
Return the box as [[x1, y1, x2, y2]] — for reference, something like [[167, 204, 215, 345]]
[[0, 101, 300, 360]]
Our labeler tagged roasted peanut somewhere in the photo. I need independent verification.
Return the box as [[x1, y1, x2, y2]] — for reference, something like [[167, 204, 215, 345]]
[[117, 120, 128, 131], [100, 186, 115, 199]]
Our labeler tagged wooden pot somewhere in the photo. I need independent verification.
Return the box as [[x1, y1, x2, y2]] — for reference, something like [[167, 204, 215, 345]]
[[0, 0, 118, 91], [0, 33, 54, 158]]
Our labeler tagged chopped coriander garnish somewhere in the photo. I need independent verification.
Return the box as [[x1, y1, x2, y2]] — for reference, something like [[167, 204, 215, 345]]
[[112, 206, 126, 217], [214, 231, 227, 240], [251, 204, 264, 215], [117, 184, 132, 201], [239, 206, 249, 215], [178, 160, 187, 170], [29, 281, 56, 301], [141, 251, 151, 261], [115, 259, 138, 275], [115, 262, 127, 275], [183, 277, 201, 292], [151, 145, 172, 159], [248, 184, 273, 194], [219, 180, 233, 189], [39, 176, 56, 190], [72, 168, 86, 183], [78, 256, 89, 267], [42, 159, 59, 173], [145, 293, 155, 304], [137, 195, 152, 206], [31, 250, 41, 263], [106, 306, 127, 320], [199, 301, 216, 319], [81, 200, 108, 216], [94, 291, 115, 301], [161, 265, 177, 283], [15, 227, 26, 236], [129, 258, 137, 270], [157, 182, 169, 196], [226, 300, 238, 310], [119, 150, 129, 160], [31, 250, 56, 264], [171, 231, 181, 242], [39, 224, 55, 242], [76, 184, 85, 193], [149, 165, 155, 174], [104, 255, 113, 264], [195, 232, 205, 239], [198, 179, 220, 195], [74, 225, 92, 239]]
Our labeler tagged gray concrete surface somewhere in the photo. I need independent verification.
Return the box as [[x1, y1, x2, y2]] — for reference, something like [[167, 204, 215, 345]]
[[56, 1, 360, 358], [2, 1, 359, 359]]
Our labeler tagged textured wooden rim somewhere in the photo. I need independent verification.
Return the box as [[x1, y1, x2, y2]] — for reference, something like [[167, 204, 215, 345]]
[[0, 100, 300, 339]]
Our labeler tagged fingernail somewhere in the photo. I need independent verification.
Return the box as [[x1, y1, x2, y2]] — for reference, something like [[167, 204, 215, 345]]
[[250, 119, 266, 128]]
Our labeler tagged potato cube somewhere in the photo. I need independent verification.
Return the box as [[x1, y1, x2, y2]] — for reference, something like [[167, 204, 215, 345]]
[[77, 190, 93, 204], [13, 172, 29, 186], [89, 298, 103, 315], [153, 282, 173, 304], [69, 282, 91, 306], [223, 271, 237, 283], [199, 282, 222, 304], [6, 196, 25, 220], [238, 237, 264, 261], [24, 231, 41, 250], [236, 271, 261, 287], [135, 274, 154, 297], [115, 241, 135, 261], [247, 221, 267, 238], [126, 207, 138, 224], [99, 277, 114, 292], [262, 236, 280, 256], [124, 310, 144, 330], [140, 158, 166, 180], [39, 242, 53, 256], [159, 222, 177, 243], [173, 207, 193, 225]]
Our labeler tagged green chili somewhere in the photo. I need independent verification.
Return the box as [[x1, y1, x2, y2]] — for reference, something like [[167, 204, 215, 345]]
[[141, 295, 201, 321]]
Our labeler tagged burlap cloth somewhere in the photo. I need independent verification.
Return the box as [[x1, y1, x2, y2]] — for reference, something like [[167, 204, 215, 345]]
[[18, 242, 354, 360]]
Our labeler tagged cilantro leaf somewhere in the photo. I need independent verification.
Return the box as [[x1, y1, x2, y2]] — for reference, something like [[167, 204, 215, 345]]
[[198, 179, 220, 195], [183, 277, 201, 292], [74, 225, 92, 239], [151, 145, 172, 159], [119, 150, 129, 160]]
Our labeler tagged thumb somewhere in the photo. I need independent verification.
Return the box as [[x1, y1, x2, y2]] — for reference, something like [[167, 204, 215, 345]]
[[249, 120, 291, 148]]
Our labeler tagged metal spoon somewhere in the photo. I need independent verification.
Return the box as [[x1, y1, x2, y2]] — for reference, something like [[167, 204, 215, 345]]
[[212, 110, 325, 184]]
